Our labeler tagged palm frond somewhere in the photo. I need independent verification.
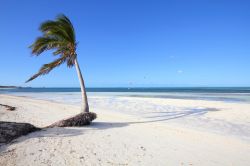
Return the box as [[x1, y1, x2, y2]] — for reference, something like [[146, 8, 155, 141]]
[[30, 37, 67, 56], [27, 14, 77, 83], [26, 56, 67, 82], [56, 14, 76, 43], [39, 20, 71, 42], [52, 47, 70, 56], [66, 54, 76, 67]]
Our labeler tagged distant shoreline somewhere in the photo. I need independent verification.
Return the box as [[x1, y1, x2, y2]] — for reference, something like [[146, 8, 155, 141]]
[[1, 87, 250, 93], [0, 86, 20, 89]]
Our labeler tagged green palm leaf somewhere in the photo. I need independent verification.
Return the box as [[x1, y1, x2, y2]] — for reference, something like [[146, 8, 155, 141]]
[[26, 56, 67, 82], [26, 14, 77, 82]]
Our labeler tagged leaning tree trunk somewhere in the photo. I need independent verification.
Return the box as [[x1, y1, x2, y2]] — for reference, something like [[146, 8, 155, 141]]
[[45, 57, 96, 128], [74, 58, 89, 113]]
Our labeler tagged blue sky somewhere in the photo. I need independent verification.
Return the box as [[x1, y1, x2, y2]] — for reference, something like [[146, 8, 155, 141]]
[[0, 0, 249, 87]]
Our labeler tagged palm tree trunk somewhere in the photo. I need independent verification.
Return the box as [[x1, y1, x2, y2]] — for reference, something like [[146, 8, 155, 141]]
[[74, 58, 89, 113]]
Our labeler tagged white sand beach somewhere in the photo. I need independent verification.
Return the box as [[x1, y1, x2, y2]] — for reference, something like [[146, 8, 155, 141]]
[[0, 94, 250, 166]]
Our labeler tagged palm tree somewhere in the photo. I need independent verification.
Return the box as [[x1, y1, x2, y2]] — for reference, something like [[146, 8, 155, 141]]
[[26, 14, 89, 113]]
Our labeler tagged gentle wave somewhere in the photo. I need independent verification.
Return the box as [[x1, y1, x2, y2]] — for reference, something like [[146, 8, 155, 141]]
[[1, 87, 250, 103]]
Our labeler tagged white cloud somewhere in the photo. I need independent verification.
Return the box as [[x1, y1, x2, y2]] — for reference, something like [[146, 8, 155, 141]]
[[177, 70, 183, 74]]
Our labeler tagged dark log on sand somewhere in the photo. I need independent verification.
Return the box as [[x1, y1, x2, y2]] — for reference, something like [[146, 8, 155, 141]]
[[0, 122, 40, 144], [0, 112, 96, 145], [47, 112, 97, 128], [0, 104, 16, 111]]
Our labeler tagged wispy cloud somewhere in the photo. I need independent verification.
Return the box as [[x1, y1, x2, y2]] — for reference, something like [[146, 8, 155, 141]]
[[177, 70, 183, 74]]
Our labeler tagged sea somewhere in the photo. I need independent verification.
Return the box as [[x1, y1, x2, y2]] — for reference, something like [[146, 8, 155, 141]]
[[1, 87, 250, 140], [1, 87, 250, 104]]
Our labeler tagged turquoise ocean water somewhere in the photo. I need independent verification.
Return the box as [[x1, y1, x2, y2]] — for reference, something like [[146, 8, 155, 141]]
[[1, 87, 250, 103]]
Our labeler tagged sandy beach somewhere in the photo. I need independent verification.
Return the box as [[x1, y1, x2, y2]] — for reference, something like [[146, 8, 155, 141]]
[[0, 94, 249, 166]]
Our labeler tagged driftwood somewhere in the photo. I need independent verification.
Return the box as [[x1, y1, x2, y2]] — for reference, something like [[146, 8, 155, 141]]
[[0, 102, 97, 145], [0, 121, 40, 144], [47, 112, 97, 128], [0, 104, 16, 111]]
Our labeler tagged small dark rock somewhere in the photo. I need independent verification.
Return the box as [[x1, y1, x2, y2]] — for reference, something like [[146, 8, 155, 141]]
[[140, 146, 146, 151], [0, 104, 16, 111]]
